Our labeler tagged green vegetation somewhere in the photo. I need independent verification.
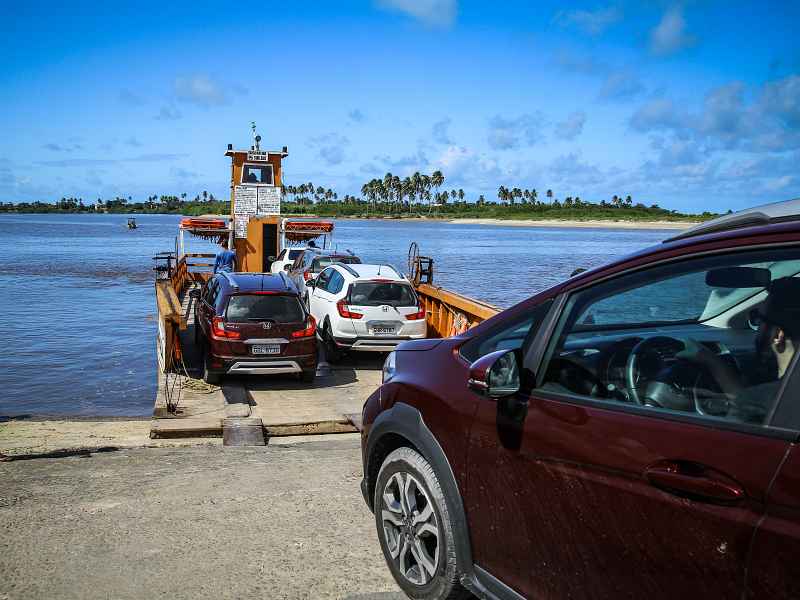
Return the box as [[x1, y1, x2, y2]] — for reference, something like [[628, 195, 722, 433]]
[[0, 172, 716, 222], [0, 194, 229, 216], [284, 171, 716, 222]]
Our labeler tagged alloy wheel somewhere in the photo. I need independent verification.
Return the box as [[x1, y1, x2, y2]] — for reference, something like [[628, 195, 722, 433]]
[[380, 471, 440, 586]]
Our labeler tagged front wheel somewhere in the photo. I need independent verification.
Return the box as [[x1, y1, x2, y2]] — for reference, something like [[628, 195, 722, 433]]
[[203, 351, 221, 385], [374, 448, 469, 600]]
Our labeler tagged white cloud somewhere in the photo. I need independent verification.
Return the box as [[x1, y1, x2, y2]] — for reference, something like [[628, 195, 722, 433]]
[[155, 105, 182, 121], [555, 112, 587, 141], [650, 6, 696, 56], [375, 0, 457, 27], [554, 6, 621, 36], [348, 108, 367, 123], [598, 70, 645, 101], [308, 133, 351, 166], [487, 113, 546, 150], [432, 117, 453, 144], [175, 75, 228, 107], [433, 145, 501, 186]]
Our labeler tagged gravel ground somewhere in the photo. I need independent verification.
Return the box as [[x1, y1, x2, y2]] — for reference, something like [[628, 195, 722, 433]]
[[0, 437, 404, 600]]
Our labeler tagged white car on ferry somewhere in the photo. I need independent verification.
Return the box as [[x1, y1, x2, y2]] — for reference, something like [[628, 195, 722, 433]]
[[269, 246, 311, 275], [306, 263, 427, 360]]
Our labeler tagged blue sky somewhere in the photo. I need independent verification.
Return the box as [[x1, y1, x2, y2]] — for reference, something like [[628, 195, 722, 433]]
[[1, 0, 798, 212]]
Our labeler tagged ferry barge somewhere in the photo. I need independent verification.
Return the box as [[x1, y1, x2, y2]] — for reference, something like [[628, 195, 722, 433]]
[[151, 127, 498, 443]]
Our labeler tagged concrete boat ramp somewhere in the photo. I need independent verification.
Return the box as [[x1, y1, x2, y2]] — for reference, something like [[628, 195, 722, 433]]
[[150, 299, 382, 444]]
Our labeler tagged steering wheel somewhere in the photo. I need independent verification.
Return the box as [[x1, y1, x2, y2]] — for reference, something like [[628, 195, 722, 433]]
[[624, 336, 684, 405]]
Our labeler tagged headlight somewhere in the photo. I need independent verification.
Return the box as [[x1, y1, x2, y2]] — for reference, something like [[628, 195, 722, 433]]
[[382, 351, 396, 384]]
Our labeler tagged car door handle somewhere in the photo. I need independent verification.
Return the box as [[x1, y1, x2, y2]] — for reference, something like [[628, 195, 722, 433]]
[[644, 460, 745, 504]]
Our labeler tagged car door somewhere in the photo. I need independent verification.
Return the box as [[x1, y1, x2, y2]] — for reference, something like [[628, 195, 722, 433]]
[[308, 268, 333, 319], [745, 362, 800, 599], [464, 246, 799, 599]]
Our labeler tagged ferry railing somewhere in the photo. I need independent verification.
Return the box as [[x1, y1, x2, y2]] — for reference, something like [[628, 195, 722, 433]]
[[415, 283, 500, 337], [408, 245, 500, 337]]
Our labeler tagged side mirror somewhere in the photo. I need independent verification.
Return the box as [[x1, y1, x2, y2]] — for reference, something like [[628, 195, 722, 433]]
[[188, 289, 201, 300], [467, 349, 520, 398], [306, 279, 316, 288], [268, 256, 276, 262]]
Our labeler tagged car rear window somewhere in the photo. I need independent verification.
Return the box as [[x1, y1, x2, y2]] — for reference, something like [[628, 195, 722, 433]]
[[288, 250, 304, 260], [349, 282, 417, 307], [225, 294, 305, 323], [311, 256, 362, 273]]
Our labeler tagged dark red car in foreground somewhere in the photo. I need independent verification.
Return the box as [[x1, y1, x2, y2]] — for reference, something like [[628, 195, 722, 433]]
[[360, 200, 800, 600], [192, 271, 317, 384]]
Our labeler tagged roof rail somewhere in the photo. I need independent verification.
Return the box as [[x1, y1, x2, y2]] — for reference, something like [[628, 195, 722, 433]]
[[382, 264, 402, 278], [664, 198, 800, 243], [339, 263, 359, 278], [220, 271, 239, 290]]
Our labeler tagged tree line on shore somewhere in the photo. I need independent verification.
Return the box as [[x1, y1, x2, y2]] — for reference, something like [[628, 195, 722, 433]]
[[0, 170, 716, 221]]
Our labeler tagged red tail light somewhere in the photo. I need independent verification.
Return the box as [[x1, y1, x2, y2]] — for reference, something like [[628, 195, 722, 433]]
[[405, 306, 426, 320], [337, 299, 363, 319], [291, 316, 317, 338], [303, 271, 312, 281], [211, 317, 241, 339]]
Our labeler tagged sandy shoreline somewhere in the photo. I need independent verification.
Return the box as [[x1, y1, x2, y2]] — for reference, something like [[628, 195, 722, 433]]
[[446, 218, 697, 230], [299, 215, 699, 230]]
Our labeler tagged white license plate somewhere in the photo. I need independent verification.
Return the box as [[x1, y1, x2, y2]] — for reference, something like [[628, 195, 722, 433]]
[[372, 327, 395, 335], [252, 344, 281, 355]]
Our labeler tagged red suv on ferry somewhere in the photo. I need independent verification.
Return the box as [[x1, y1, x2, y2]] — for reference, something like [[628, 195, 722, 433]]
[[192, 271, 317, 384], [359, 200, 800, 600]]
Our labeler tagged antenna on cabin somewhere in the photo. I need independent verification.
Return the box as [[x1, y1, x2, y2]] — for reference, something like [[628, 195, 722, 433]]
[[251, 121, 261, 152]]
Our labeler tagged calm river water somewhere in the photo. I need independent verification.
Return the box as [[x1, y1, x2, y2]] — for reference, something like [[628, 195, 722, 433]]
[[0, 213, 670, 416]]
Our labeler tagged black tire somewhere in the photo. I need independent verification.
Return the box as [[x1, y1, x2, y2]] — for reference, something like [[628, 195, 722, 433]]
[[324, 321, 342, 364], [300, 369, 316, 384], [203, 350, 222, 385], [374, 448, 469, 600]]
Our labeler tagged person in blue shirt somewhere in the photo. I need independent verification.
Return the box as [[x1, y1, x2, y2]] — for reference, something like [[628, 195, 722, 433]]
[[214, 239, 236, 273]]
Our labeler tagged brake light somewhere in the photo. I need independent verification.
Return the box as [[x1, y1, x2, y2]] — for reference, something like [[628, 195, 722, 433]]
[[303, 271, 312, 281], [405, 306, 426, 320], [211, 316, 241, 339], [337, 299, 363, 319], [291, 316, 317, 338]]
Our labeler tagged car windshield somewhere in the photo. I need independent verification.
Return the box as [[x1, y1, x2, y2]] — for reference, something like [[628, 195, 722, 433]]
[[577, 258, 800, 327], [225, 294, 305, 323], [311, 256, 362, 273], [349, 282, 417, 307]]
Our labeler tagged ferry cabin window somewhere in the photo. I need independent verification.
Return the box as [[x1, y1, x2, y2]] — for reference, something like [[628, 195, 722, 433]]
[[242, 163, 274, 185], [536, 248, 800, 428]]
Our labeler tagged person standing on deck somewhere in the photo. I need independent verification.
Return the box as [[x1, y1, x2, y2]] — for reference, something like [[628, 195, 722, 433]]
[[214, 239, 236, 273]]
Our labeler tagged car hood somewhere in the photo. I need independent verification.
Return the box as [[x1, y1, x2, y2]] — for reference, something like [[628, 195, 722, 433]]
[[397, 339, 444, 352]]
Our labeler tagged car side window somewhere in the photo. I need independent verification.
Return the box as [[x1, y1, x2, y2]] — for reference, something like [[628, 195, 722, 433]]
[[536, 247, 800, 428], [315, 269, 332, 292], [328, 271, 344, 295], [461, 299, 553, 364], [204, 280, 217, 305]]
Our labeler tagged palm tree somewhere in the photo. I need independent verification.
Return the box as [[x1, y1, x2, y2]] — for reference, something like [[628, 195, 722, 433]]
[[546, 189, 553, 204], [458, 189, 464, 203]]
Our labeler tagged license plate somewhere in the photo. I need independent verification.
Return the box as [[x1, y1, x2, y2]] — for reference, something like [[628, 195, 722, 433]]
[[252, 344, 281, 355], [372, 326, 395, 335]]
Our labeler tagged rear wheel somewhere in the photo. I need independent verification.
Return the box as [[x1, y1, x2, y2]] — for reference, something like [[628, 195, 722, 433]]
[[375, 448, 469, 600], [300, 369, 316, 384], [203, 350, 221, 385], [324, 322, 342, 364]]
